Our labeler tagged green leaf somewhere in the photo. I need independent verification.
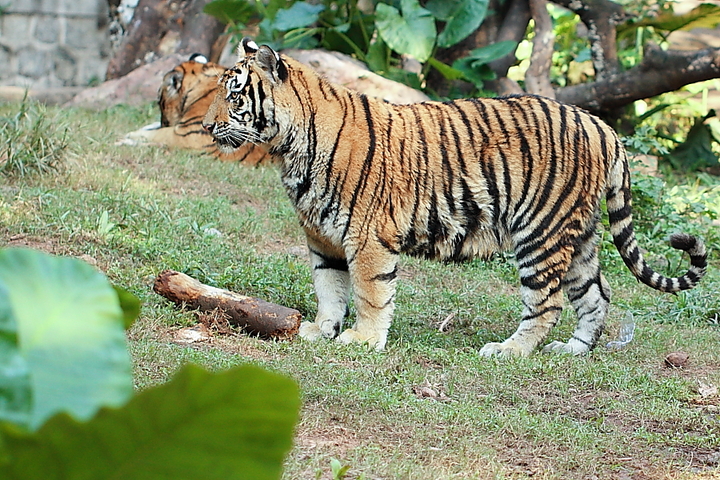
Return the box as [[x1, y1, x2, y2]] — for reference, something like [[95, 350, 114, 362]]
[[427, 57, 465, 81], [0, 364, 300, 480], [0, 281, 31, 431], [203, 0, 258, 25], [464, 40, 518, 66], [272, 2, 325, 32], [624, 3, 720, 33], [365, 37, 390, 73], [430, 0, 490, 48], [330, 457, 351, 479], [0, 249, 132, 431], [452, 61, 495, 89], [113, 285, 141, 330], [667, 110, 720, 171], [264, 0, 290, 20], [452, 41, 518, 88], [424, 0, 458, 21], [375, 0, 436, 62]]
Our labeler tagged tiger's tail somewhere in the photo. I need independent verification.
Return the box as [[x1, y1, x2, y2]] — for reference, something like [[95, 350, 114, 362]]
[[605, 139, 707, 293]]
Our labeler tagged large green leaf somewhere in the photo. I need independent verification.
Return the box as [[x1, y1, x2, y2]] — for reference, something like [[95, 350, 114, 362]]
[[463, 41, 519, 67], [375, 0, 437, 62], [272, 2, 325, 31], [0, 249, 132, 431], [424, 0, 458, 21], [0, 282, 31, 430], [365, 37, 390, 73], [427, 0, 489, 48], [0, 364, 300, 480]]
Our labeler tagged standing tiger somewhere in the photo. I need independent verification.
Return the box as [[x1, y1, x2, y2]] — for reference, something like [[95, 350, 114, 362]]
[[124, 54, 269, 165], [202, 38, 707, 356]]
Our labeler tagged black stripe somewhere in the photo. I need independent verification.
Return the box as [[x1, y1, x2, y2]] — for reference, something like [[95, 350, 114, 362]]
[[342, 95, 377, 239], [372, 265, 398, 282], [520, 305, 563, 322], [571, 336, 593, 347], [310, 248, 349, 271], [608, 203, 631, 224]]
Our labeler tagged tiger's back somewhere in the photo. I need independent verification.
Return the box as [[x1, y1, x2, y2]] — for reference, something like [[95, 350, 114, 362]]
[[302, 94, 612, 265], [203, 39, 707, 356]]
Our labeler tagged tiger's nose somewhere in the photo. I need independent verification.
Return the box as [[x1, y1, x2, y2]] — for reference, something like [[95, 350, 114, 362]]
[[203, 122, 215, 134]]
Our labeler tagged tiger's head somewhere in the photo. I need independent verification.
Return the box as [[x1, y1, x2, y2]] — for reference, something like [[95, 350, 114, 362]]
[[158, 53, 226, 128], [203, 38, 289, 154]]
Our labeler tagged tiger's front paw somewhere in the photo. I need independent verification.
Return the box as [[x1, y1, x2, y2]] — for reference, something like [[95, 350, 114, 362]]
[[298, 322, 323, 342], [541, 340, 591, 355], [336, 328, 386, 351], [479, 339, 533, 357], [298, 318, 341, 342], [118, 123, 163, 145]]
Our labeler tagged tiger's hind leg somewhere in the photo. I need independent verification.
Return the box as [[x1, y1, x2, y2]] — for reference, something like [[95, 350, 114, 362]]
[[479, 242, 574, 357], [298, 236, 351, 342], [543, 229, 611, 355]]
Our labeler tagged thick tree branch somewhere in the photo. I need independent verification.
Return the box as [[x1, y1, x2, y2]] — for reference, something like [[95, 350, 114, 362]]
[[525, 0, 555, 98], [553, 0, 626, 80], [556, 44, 720, 113]]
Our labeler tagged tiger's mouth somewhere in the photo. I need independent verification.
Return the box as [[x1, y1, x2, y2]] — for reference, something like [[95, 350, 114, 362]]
[[214, 135, 245, 152]]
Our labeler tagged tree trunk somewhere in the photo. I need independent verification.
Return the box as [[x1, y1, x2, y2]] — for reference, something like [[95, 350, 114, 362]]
[[106, 0, 226, 80], [525, 0, 555, 98]]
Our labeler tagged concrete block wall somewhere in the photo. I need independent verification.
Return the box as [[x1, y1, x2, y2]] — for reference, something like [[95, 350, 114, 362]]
[[0, 0, 111, 88]]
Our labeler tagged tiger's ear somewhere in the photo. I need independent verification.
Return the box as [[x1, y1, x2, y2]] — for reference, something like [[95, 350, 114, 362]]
[[254, 45, 288, 84], [162, 70, 183, 96], [188, 53, 208, 64], [236, 37, 259, 61]]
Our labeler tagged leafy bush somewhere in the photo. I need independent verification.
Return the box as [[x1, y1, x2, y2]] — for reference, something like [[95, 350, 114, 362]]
[[0, 98, 70, 178], [0, 248, 300, 479], [204, 0, 517, 95]]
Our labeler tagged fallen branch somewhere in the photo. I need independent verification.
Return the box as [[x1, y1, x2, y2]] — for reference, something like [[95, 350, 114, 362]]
[[153, 270, 302, 340]]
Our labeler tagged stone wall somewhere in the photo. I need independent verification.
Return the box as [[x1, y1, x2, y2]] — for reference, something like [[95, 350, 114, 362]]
[[0, 0, 111, 88]]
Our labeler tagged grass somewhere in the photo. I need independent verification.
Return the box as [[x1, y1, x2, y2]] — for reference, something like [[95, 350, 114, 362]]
[[0, 98, 70, 177], [2, 99, 720, 479]]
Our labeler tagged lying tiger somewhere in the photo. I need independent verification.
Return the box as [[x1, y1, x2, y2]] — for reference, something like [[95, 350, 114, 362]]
[[202, 38, 707, 356], [124, 54, 269, 165]]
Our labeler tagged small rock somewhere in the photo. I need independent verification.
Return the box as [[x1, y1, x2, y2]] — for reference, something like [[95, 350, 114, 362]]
[[412, 381, 450, 401], [698, 381, 718, 398], [173, 324, 212, 344], [413, 385, 439, 399], [203, 227, 223, 238], [664, 352, 689, 368]]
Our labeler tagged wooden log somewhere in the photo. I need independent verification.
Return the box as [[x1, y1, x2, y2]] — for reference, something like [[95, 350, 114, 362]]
[[153, 270, 302, 340]]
